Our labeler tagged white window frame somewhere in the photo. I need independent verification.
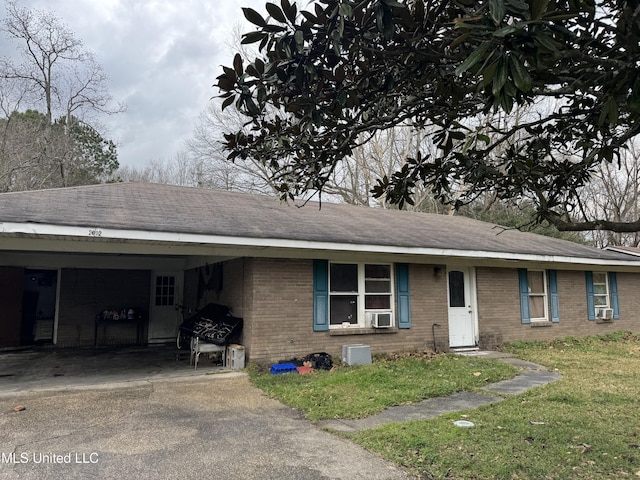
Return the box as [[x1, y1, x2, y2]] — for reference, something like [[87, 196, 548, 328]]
[[528, 270, 549, 322], [328, 262, 394, 329], [592, 272, 610, 308]]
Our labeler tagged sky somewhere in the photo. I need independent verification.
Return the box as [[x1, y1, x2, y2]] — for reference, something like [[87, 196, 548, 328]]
[[0, 0, 270, 169]]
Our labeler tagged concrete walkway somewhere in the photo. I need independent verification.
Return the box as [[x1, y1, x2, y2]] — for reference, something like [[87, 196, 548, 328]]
[[317, 351, 561, 432]]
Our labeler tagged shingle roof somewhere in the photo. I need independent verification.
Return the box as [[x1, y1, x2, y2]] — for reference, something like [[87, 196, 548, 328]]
[[0, 182, 631, 261]]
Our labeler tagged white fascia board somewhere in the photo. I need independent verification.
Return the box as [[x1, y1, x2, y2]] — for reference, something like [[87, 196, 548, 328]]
[[2, 221, 640, 268]]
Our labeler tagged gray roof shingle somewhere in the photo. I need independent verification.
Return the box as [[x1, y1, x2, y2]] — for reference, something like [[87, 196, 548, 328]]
[[0, 182, 632, 261]]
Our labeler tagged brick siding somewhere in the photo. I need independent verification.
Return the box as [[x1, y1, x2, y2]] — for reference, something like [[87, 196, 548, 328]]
[[186, 260, 640, 363], [476, 267, 640, 349], [218, 258, 451, 364]]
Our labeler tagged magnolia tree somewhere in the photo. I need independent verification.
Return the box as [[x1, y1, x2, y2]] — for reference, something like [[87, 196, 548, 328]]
[[217, 0, 640, 233]]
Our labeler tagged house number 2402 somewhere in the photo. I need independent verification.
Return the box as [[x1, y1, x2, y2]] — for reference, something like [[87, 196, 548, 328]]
[[88, 229, 103, 237]]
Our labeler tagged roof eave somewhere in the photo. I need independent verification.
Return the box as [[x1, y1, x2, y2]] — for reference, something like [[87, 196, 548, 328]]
[[2, 221, 639, 268]]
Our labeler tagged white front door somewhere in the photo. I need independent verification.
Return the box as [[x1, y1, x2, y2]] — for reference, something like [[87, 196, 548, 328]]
[[148, 272, 183, 344], [447, 267, 477, 348]]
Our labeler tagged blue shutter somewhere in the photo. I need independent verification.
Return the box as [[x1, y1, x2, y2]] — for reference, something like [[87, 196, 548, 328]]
[[549, 269, 560, 323], [396, 263, 411, 329], [518, 269, 531, 324], [609, 272, 620, 319], [313, 260, 329, 331], [585, 271, 596, 321]]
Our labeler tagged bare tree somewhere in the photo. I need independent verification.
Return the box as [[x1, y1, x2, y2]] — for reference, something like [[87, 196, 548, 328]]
[[0, 0, 122, 191], [186, 100, 278, 194], [582, 140, 640, 248]]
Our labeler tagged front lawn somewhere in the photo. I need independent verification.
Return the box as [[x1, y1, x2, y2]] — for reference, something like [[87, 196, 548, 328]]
[[352, 332, 640, 479], [249, 352, 517, 422]]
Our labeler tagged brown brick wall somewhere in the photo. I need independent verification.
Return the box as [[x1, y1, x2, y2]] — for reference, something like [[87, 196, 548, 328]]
[[476, 267, 640, 349], [57, 269, 150, 347], [186, 260, 640, 363], [234, 259, 450, 364]]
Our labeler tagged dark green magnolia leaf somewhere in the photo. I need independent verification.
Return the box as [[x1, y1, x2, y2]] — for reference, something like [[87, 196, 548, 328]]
[[241, 31, 267, 45], [510, 55, 532, 92], [283, 0, 297, 23], [301, 11, 318, 24], [246, 64, 259, 77], [221, 95, 235, 110], [492, 25, 518, 38], [599, 98, 618, 126], [339, 3, 353, 17], [266, 2, 287, 23], [530, 0, 549, 19], [217, 75, 235, 91], [242, 8, 267, 27], [492, 58, 508, 96], [534, 33, 562, 52], [489, 0, 506, 24], [481, 60, 499, 87], [455, 42, 491, 76], [233, 53, 243, 76]]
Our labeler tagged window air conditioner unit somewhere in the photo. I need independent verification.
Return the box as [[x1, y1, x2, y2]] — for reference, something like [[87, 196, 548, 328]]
[[369, 311, 394, 328], [596, 308, 614, 320]]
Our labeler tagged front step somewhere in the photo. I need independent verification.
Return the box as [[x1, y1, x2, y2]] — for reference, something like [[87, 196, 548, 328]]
[[450, 346, 480, 353]]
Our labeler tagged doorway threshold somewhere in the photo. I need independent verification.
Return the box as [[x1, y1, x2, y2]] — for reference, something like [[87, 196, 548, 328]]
[[449, 346, 480, 353]]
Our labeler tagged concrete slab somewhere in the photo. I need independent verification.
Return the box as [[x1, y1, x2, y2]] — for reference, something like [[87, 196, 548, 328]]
[[318, 391, 502, 432], [0, 345, 229, 397], [482, 369, 562, 395]]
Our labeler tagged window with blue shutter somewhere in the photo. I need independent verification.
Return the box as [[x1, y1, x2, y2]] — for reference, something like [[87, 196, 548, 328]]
[[586, 271, 619, 320]]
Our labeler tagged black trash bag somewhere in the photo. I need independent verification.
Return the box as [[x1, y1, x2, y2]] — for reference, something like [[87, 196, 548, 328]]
[[303, 352, 333, 370]]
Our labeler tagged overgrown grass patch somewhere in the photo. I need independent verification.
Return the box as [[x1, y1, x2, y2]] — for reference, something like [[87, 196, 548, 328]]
[[351, 332, 640, 479], [249, 353, 517, 422]]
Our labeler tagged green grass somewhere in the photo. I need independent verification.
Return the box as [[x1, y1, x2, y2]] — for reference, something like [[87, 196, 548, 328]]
[[250, 333, 640, 478], [249, 352, 518, 421], [351, 332, 640, 479]]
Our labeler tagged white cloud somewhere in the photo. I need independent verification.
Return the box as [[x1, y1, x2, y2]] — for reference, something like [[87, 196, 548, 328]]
[[0, 0, 270, 168]]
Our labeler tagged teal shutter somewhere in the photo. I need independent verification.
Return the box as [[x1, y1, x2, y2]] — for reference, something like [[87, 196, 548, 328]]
[[609, 272, 620, 319], [313, 260, 329, 331], [549, 270, 560, 323], [396, 263, 411, 329], [518, 268, 530, 324], [585, 271, 596, 321]]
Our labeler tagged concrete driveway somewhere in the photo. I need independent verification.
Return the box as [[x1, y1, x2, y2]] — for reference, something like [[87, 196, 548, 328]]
[[0, 373, 412, 480]]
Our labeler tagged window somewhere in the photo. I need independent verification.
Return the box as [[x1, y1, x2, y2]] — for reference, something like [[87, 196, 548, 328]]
[[329, 263, 393, 328], [448, 271, 465, 308], [586, 272, 619, 320], [155, 276, 175, 306], [527, 270, 548, 321], [518, 269, 559, 324], [592, 272, 609, 308]]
